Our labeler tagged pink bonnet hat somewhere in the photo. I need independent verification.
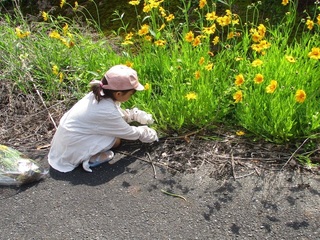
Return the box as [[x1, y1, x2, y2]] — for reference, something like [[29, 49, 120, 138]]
[[102, 65, 144, 91]]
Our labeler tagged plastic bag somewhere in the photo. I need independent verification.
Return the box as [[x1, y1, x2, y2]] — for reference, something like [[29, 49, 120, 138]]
[[0, 144, 48, 186]]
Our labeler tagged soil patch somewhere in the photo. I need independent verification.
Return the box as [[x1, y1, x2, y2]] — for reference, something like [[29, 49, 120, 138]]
[[1, 80, 319, 181]]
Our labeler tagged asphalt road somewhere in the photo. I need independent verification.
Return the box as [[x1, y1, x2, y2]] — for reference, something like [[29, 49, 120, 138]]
[[1, 151, 319, 240]]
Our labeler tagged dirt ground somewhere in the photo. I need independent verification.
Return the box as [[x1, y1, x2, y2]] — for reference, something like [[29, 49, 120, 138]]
[[1, 80, 320, 240], [1, 80, 319, 182]]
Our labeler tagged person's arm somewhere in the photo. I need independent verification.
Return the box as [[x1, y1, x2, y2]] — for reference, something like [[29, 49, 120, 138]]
[[120, 107, 154, 125], [98, 112, 158, 142]]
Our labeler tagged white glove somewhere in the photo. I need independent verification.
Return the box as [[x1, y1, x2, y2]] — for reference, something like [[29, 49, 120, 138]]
[[122, 108, 154, 125], [138, 126, 158, 143]]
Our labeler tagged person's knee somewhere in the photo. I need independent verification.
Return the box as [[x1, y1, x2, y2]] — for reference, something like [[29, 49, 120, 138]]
[[112, 138, 121, 148]]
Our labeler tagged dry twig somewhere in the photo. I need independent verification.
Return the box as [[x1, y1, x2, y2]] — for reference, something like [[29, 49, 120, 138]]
[[281, 137, 309, 171], [116, 150, 177, 172], [231, 152, 236, 180], [147, 152, 157, 179], [21, 61, 57, 129]]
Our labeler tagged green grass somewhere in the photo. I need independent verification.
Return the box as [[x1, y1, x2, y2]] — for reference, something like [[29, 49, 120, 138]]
[[0, 0, 319, 164]]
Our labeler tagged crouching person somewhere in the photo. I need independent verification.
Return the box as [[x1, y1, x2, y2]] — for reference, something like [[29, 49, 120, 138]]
[[48, 65, 158, 173]]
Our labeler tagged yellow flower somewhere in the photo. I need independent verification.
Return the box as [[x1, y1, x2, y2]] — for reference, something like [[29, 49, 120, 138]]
[[258, 24, 266, 37], [198, 57, 205, 65], [205, 63, 213, 71], [235, 74, 245, 86], [125, 32, 134, 41], [212, 36, 219, 45], [254, 73, 264, 84], [154, 40, 166, 46], [251, 31, 262, 43], [185, 31, 194, 42], [158, 24, 166, 31], [144, 83, 150, 90], [59, 72, 64, 83], [192, 36, 201, 47], [185, 92, 197, 100], [148, 0, 163, 9], [251, 59, 263, 67], [63, 23, 69, 35], [49, 30, 61, 39], [125, 61, 134, 68], [52, 65, 59, 75], [306, 19, 314, 30], [129, 0, 140, 5], [251, 40, 271, 53], [282, 0, 289, 6], [285, 55, 296, 63], [159, 7, 166, 17], [73, 1, 79, 11], [60, 0, 66, 8], [202, 24, 216, 35], [122, 40, 134, 45], [216, 15, 231, 27], [199, 0, 207, 9], [233, 90, 243, 103], [42, 11, 48, 21], [138, 24, 149, 36], [165, 14, 175, 22], [308, 47, 320, 60], [206, 11, 217, 21], [295, 89, 306, 103], [236, 130, 245, 136], [250, 25, 266, 42], [144, 35, 152, 41], [232, 18, 240, 25], [227, 31, 235, 40], [194, 70, 201, 79], [260, 40, 271, 49], [266, 80, 278, 93], [60, 37, 70, 47], [15, 28, 30, 38], [143, 4, 151, 13], [317, 14, 320, 25]]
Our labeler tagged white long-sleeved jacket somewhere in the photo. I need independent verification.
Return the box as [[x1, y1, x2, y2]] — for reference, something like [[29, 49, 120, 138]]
[[48, 92, 157, 172]]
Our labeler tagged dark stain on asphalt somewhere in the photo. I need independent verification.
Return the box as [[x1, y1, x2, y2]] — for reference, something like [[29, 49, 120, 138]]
[[122, 181, 130, 188], [215, 182, 236, 193], [286, 196, 296, 206], [230, 223, 240, 235], [308, 187, 320, 196], [261, 200, 278, 211], [286, 220, 309, 230], [159, 179, 177, 188], [147, 184, 158, 192], [261, 223, 272, 233], [266, 215, 280, 222], [253, 186, 262, 192], [203, 205, 215, 221], [176, 184, 189, 194], [218, 195, 233, 203]]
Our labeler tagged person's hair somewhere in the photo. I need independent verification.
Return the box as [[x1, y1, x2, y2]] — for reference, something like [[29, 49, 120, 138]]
[[91, 76, 133, 102]]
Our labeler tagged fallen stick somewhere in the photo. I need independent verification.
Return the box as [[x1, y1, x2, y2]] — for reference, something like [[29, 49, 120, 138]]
[[147, 152, 157, 179], [281, 137, 309, 171], [160, 189, 187, 201], [235, 171, 256, 179], [115, 150, 177, 172], [21, 61, 57, 129], [231, 152, 236, 180]]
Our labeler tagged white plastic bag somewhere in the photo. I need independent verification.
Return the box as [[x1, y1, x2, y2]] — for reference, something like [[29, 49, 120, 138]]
[[0, 144, 48, 186]]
